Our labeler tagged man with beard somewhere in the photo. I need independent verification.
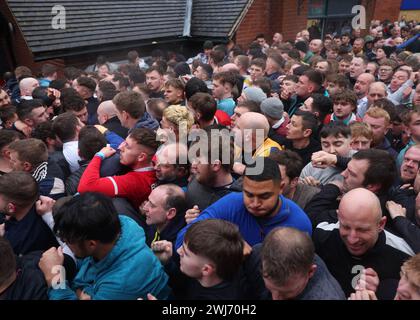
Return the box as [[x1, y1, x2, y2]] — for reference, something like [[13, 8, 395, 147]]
[[185, 127, 239, 215], [398, 145, 420, 186], [145, 66, 165, 99], [177, 157, 312, 249]]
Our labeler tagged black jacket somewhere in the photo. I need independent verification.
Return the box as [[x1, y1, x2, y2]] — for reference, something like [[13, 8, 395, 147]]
[[392, 216, 420, 254], [1, 252, 48, 300], [313, 221, 413, 299], [3, 206, 58, 256], [104, 116, 129, 139]]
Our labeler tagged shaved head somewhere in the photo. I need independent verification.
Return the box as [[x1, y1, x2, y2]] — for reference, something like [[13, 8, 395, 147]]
[[19, 77, 39, 96], [221, 63, 240, 72], [97, 100, 117, 125], [339, 188, 382, 222], [239, 112, 270, 136], [338, 188, 386, 256]]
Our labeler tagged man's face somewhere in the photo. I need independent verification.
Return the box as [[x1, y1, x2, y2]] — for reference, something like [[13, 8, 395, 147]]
[[350, 136, 372, 151], [154, 151, 177, 182], [295, 76, 310, 98], [242, 177, 281, 218], [263, 270, 311, 300], [309, 40, 322, 54], [338, 206, 383, 256], [326, 82, 340, 96], [407, 112, 420, 142], [378, 65, 394, 82], [146, 70, 163, 92], [353, 39, 364, 53], [212, 79, 225, 100], [363, 114, 388, 145], [257, 37, 267, 48], [338, 60, 351, 75], [9, 151, 26, 172], [366, 63, 378, 76], [191, 155, 216, 187], [414, 84, 420, 107], [333, 100, 354, 119], [286, 115, 306, 140], [394, 267, 420, 300], [315, 61, 328, 74], [334, 38, 342, 46], [177, 242, 211, 279], [266, 58, 279, 75], [321, 134, 351, 157], [299, 97, 314, 113], [400, 147, 420, 183], [29, 106, 49, 127], [249, 64, 265, 82], [118, 136, 142, 167], [194, 66, 208, 81], [390, 71, 409, 93], [143, 188, 168, 226], [349, 58, 366, 79], [354, 74, 372, 98], [231, 106, 248, 128], [0, 90, 11, 107], [164, 85, 183, 105], [367, 85, 386, 105], [281, 80, 297, 94], [66, 241, 95, 259], [273, 33, 282, 43], [73, 106, 88, 125], [341, 35, 350, 45], [326, 49, 338, 60], [341, 158, 369, 192]]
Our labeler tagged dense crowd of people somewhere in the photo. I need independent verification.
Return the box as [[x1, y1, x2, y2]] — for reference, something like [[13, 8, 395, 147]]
[[0, 18, 419, 301]]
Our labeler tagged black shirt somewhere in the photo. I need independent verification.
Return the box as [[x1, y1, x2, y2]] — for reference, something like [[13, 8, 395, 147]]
[[283, 138, 321, 166], [3, 206, 58, 256]]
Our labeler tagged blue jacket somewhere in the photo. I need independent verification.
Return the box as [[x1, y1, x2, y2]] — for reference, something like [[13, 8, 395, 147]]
[[131, 112, 159, 132], [49, 215, 170, 300], [176, 193, 312, 249]]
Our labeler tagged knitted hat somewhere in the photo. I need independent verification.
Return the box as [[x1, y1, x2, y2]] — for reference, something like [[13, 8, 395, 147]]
[[295, 41, 308, 53], [243, 87, 267, 105], [260, 97, 284, 120]]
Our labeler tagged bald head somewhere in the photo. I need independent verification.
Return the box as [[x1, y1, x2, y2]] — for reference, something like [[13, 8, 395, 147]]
[[309, 39, 323, 54], [340, 188, 382, 222], [354, 73, 375, 98], [97, 100, 117, 125], [239, 112, 270, 136], [221, 63, 239, 72], [19, 77, 39, 97], [338, 188, 386, 256]]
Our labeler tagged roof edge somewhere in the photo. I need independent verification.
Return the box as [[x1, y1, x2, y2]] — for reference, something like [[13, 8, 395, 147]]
[[228, 0, 255, 38]]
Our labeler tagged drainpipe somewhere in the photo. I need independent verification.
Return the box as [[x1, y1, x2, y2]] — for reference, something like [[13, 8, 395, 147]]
[[183, 0, 193, 37]]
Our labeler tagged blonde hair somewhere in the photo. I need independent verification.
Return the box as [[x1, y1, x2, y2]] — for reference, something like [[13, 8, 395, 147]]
[[350, 122, 373, 140], [402, 254, 420, 288], [163, 105, 195, 132], [365, 107, 390, 124]]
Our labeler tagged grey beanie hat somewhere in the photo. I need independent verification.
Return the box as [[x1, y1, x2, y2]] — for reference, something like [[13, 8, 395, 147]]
[[243, 87, 267, 105], [260, 97, 284, 120]]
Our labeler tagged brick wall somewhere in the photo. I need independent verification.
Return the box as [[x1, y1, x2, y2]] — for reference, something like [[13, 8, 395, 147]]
[[236, 0, 309, 49], [370, 0, 402, 23], [279, 0, 309, 42], [236, 0, 271, 48]]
